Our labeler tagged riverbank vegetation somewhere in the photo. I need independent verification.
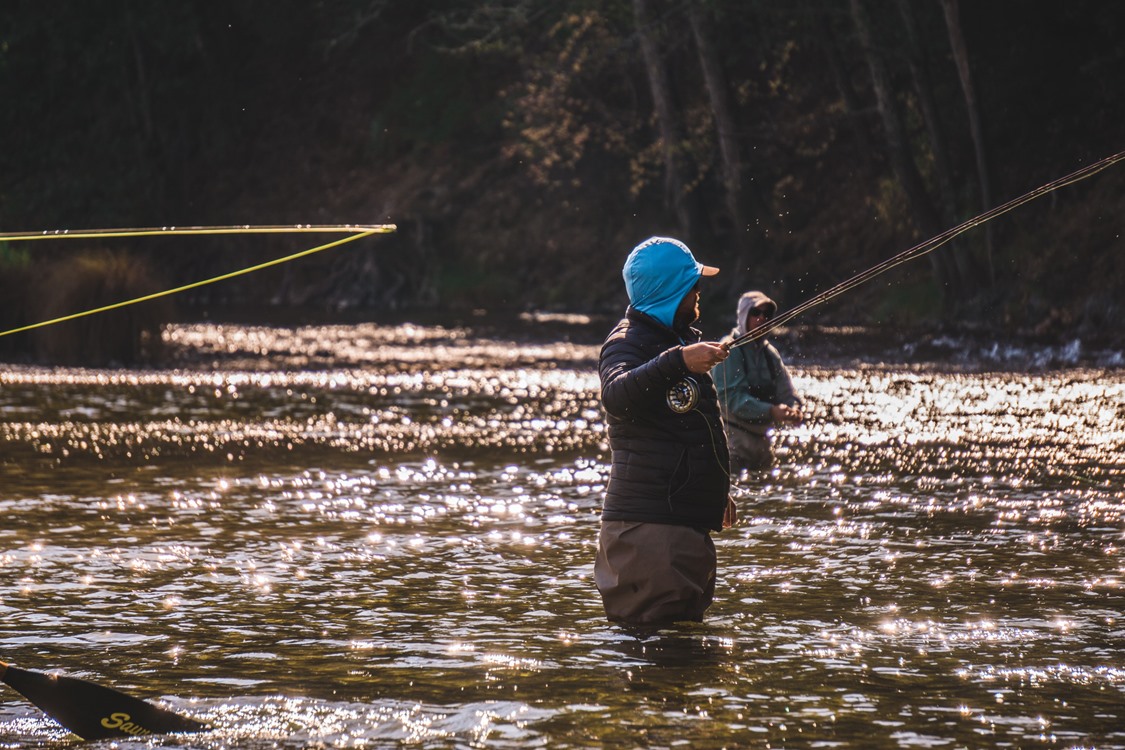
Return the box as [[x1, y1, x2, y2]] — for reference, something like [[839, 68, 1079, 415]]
[[1, 1, 1122, 364]]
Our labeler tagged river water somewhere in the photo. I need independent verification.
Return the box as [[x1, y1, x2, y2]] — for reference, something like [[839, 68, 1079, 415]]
[[0, 318, 1122, 749]]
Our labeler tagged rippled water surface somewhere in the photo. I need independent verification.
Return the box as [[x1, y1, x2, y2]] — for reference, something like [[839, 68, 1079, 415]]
[[1, 321, 1123, 749]]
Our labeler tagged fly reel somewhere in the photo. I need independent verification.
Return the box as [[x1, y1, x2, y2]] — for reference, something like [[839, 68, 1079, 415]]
[[666, 377, 700, 414]]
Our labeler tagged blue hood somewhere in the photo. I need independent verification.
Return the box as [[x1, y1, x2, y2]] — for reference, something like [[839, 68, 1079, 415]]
[[622, 237, 718, 328]]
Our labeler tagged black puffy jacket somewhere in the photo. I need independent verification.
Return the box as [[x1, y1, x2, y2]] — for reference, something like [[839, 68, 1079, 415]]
[[598, 307, 731, 531]]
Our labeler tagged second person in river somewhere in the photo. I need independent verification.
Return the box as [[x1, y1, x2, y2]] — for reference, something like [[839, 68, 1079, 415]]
[[713, 290, 804, 471]]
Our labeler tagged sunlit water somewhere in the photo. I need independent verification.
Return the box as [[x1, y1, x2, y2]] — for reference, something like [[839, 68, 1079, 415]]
[[1, 321, 1123, 749]]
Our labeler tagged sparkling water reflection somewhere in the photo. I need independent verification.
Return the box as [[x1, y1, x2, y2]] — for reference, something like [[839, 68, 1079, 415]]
[[0, 322, 1122, 748]]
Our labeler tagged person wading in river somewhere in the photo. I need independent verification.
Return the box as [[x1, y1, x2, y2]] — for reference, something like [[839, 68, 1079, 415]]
[[713, 291, 805, 471], [595, 236, 735, 627]]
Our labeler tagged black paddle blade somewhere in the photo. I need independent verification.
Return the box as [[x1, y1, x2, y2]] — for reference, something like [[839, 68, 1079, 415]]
[[0, 662, 208, 740]]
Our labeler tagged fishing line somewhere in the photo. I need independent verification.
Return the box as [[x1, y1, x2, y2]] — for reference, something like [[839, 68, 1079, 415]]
[[0, 224, 396, 338], [728, 149, 1125, 349], [0, 223, 395, 242]]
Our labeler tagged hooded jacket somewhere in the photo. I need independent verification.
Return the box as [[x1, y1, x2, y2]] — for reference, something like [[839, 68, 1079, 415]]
[[599, 306, 731, 531], [622, 237, 709, 328], [713, 291, 803, 433]]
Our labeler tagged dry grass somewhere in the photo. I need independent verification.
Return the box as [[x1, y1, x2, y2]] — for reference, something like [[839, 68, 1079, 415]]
[[25, 249, 174, 367]]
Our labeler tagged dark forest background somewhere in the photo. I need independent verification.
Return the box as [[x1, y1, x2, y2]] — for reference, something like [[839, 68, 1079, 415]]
[[1, 0, 1123, 363]]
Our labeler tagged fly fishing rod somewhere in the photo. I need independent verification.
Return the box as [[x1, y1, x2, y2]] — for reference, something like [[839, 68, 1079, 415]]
[[0, 223, 395, 242], [727, 149, 1125, 349], [0, 660, 207, 739], [0, 223, 396, 338]]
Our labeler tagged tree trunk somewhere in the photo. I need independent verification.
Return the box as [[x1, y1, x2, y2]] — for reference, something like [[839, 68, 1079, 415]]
[[819, 14, 874, 163], [940, 0, 994, 284], [124, 7, 166, 209], [895, 0, 955, 222], [849, 0, 957, 302], [896, 0, 981, 292], [633, 0, 692, 235], [687, 0, 745, 250]]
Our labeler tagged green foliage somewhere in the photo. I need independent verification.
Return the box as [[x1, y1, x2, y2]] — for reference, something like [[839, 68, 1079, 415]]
[[0, 241, 30, 270], [501, 10, 633, 186], [371, 54, 497, 156], [871, 276, 942, 327], [0, 242, 33, 361], [0, 0, 1121, 342]]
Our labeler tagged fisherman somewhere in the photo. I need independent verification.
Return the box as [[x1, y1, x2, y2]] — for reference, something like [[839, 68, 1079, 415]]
[[713, 290, 804, 471], [595, 236, 735, 628]]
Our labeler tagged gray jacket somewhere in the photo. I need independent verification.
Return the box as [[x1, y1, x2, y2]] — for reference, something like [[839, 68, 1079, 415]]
[[713, 290, 802, 435], [713, 338, 802, 434]]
